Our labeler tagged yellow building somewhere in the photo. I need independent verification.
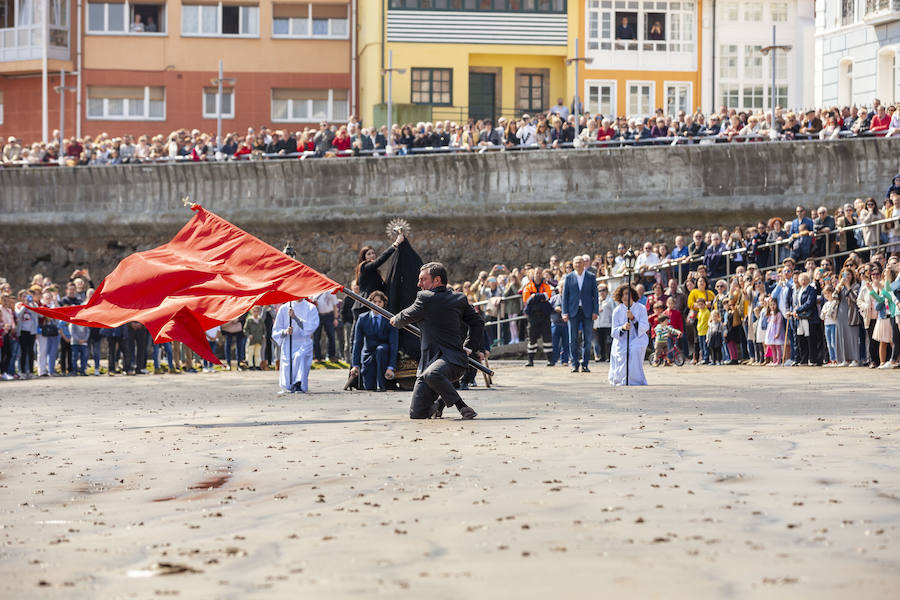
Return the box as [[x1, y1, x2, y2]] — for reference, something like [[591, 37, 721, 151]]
[[358, 0, 574, 128]]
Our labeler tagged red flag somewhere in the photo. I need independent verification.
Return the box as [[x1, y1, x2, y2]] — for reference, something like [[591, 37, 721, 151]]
[[31, 204, 342, 363]]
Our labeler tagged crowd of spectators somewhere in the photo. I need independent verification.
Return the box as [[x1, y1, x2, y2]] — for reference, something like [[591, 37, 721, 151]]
[[3, 98, 900, 167], [458, 178, 900, 370], [2, 180, 898, 381]]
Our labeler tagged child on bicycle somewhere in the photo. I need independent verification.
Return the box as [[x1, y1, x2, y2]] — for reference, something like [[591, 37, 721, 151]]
[[653, 314, 682, 366]]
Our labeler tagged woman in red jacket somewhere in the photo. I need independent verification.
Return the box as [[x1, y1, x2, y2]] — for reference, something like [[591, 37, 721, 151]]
[[332, 125, 352, 155]]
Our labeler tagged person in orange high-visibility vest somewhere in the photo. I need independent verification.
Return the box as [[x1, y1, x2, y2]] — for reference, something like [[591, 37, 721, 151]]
[[522, 267, 554, 367]]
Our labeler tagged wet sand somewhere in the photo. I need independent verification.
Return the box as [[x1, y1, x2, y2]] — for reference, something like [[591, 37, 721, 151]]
[[1, 362, 898, 599]]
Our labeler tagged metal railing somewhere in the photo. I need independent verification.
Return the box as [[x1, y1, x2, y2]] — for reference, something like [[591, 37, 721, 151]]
[[3, 129, 896, 169]]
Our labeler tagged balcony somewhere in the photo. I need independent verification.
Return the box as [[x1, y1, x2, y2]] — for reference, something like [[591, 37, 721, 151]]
[[0, 25, 70, 63], [864, 0, 900, 24]]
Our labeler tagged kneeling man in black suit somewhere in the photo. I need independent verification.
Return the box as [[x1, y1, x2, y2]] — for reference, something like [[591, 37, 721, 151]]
[[391, 262, 485, 419]]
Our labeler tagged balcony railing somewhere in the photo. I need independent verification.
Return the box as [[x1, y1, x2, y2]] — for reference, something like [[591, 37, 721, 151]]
[[864, 0, 900, 23], [0, 25, 70, 63]]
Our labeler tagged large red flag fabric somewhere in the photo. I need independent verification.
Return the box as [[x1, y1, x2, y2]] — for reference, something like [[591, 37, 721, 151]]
[[31, 204, 343, 363]]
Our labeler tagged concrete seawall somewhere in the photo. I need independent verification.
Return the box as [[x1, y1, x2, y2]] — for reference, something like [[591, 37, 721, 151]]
[[2, 138, 899, 287]]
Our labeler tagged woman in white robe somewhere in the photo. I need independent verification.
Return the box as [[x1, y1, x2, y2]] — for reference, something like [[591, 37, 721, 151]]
[[271, 299, 319, 393], [608, 284, 650, 386]]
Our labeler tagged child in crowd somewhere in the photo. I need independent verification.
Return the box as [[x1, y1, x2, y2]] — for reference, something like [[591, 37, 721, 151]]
[[694, 298, 711, 364], [203, 325, 220, 373], [648, 301, 665, 341], [69, 322, 90, 376], [653, 314, 682, 366], [706, 310, 724, 365], [820, 284, 839, 366], [243, 306, 266, 369], [763, 297, 785, 366]]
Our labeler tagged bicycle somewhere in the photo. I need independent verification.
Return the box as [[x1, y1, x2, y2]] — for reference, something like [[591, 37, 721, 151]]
[[649, 340, 685, 367]]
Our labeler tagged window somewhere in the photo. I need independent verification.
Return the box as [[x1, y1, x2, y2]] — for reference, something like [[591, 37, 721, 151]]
[[665, 82, 691, 115], [586, 81, 616, 117], [587, 0, 695, 55], [719, 85, 739, 110], [203, 88, 234, 119], [272, 3, 348, 38], [841, 0, 855, 25], [182, 3, 258, 36], [768, 85, 788, 108], [722, 1, 738, 20], [411, 68, 452, 105], [773, 51, 788, 81], [742, 85, 765, 109], [86, 85, 165, 120], [387, 0, 566, 12], [87, 1, 165, 34], [743, 3, 762, 21], [744, 45, 763, 79], [719, 44, 738, 79], [271, 89, 349, 122], [770, 2, 787, 22], [626, 81, 653, 116], [518, 73, 545, 113]]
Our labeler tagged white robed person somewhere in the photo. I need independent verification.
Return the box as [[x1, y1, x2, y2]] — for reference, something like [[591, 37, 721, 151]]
[[608, 284, 650, 386], [272, 299, 319, 393]]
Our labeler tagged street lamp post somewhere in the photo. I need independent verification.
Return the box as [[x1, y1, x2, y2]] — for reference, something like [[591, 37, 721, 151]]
[[53, 71, 77, 166], [623, 248, 637, 386], [760, 26, 792, 139], [565, 37, 593, 141], [210, 60, 236, 156], [381, 50, 406, 154]]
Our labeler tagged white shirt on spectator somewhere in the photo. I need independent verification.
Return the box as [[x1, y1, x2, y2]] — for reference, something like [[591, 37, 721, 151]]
[[313, 291, 339, 315], [636, 251, 660, 275]]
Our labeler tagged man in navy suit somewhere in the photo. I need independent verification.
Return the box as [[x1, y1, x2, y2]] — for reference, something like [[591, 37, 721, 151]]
[[561, 255, 599, 372], [350, 291, 399, 391]]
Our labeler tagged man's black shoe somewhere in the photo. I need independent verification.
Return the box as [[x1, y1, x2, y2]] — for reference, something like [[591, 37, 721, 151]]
[[571, 366, 580, 373], [459, 406, 477, 420], [582, 366, 591, 373]]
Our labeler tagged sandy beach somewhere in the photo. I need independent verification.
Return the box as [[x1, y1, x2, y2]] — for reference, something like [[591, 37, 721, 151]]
[[1, 362, 898, 599]]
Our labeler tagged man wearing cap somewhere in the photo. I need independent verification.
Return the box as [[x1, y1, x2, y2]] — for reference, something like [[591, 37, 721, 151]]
[[799, 110, 823, 136], [517, 115, 537, 146], [2, 137, 22, 164]]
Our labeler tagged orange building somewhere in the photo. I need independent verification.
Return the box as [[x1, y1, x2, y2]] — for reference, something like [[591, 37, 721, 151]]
[[0, 0, 355, 142]]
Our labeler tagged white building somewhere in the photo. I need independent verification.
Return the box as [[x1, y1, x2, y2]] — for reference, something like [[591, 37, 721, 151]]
[[701, 0, 815, 111], [815, 0, 900, 107]]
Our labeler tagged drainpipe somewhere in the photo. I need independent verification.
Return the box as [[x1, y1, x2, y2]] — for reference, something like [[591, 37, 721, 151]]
[[710, 0, 716, 110], [76, 0, 82, 138], [351, 0, 357, 118]]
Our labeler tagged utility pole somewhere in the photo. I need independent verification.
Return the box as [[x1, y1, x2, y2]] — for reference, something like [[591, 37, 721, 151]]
[[381, 50, 405, 154], [760, 26, 792, 139], [54, 70, 77, 165], [210, 60, 236, 155], [565, 37, 593, 140]]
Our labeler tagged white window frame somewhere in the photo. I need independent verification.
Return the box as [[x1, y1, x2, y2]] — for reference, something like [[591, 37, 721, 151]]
[[584, 79, 617, 118], [181, 2, 259, 38], [86, 1, 167, 36], [272, 4, 349, 40], [770, 2, 788, 22], [626, 80, 655, 118], [664, 80, 692, 115], [585, 0, 696, 56], [743, 45, 763, 80], [271, 89, 349, 123], [743, 2, 762, 22], [86, 86, 166, 121], [203, 88, 234, 119], [719, 44, 738, 79]]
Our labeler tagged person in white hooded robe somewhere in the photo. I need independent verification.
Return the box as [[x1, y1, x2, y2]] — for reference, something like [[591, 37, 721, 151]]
[[272, 299, 319, 393], [608, 283, 650, 386]]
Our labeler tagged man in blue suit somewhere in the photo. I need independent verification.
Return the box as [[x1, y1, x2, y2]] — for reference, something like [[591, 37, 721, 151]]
[[561, 255, 599, 372], [350, 291, 399, 391], [791, 272, 823, 366]]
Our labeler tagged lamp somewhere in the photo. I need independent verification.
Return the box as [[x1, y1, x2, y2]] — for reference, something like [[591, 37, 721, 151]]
[[623, 248, 637, 386]]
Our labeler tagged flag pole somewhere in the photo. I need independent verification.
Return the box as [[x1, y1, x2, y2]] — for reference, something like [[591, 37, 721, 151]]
[[340, 288, 494, 377]]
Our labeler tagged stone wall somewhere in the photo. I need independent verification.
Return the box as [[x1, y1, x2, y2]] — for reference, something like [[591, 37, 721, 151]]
[[2, 138, 898, 288]]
